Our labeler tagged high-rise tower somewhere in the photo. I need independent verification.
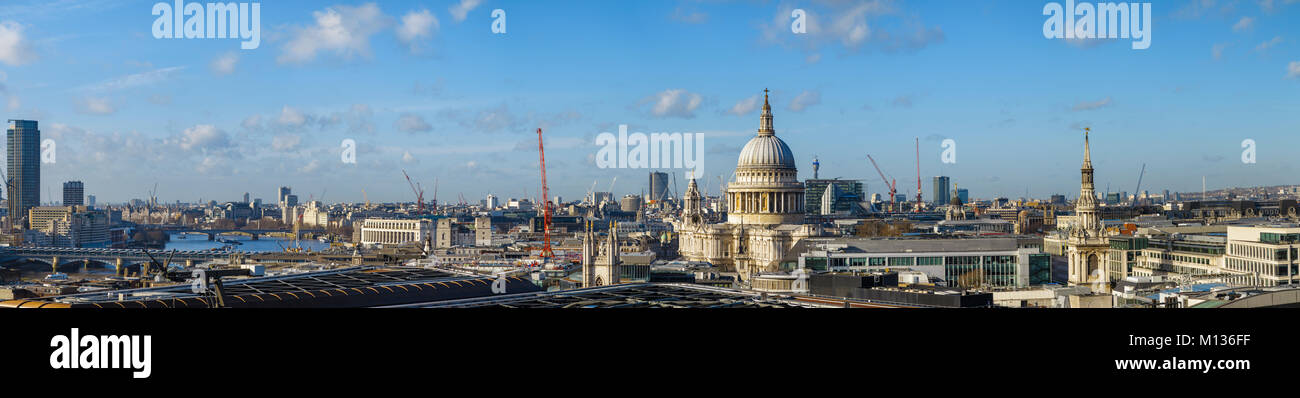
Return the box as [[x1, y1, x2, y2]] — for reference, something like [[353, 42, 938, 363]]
[[7, 120, 40, 229]]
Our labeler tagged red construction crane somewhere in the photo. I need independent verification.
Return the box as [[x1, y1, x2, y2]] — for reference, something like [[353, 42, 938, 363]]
[[914, 137, 923, 213], [536, 128, 555, 264], [867, 154, 897, 212], [402, 169, 425, 213]]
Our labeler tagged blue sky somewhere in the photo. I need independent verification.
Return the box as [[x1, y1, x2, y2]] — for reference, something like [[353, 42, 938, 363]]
[[0, 0, 1297, 204]]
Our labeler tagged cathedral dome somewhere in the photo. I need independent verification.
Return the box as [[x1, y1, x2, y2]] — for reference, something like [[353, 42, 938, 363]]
[[737, 135, 796, 169], [736, 89, 796, 170]]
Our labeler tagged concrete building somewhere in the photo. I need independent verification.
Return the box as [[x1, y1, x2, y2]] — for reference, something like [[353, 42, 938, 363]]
[[25, 206, 109, 247], [932, 176, 950, 205], [619, 195, 643, 212], [62, 181, 84, 207], [475, 216, 492, 246], [359, 218, 432, 247], [7, 120, 40, 228], [301, 201, 331, 227]]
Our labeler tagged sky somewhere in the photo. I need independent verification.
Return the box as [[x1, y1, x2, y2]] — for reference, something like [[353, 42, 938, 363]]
[[0, 0, 1297, 205]]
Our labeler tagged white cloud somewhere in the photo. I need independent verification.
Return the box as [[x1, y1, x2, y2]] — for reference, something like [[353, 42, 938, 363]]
[[77, 97, 115, 115], [1256, 36, 1283, 52], [298, 159, 321, 173], [271, 134, 302, 151], [6, 95, 19, 111], [1232, 17, 1255, 32], [728, 95, 761, 116], [396, 9, 438, 50], [671, 6, 708, 24], [641, 89, 703, 118], [449, 0, 483, 22], [178, 124, 230, 151], [402, 151, 416, 163], [1072, 97, 1113, 111], [0, 21, 33, 66], [241, 114, 263, 130], [81, 66, 184, 91], [1212, 43, 1229, 60], [278, 106, 308, 127], [1287, 61, 1300, 79], [759, 1, 942, 54], [278, 3, 391, 64], [395, 113, 432, 133], [788, 90, 821, 112], [211, 52, 239, 75]]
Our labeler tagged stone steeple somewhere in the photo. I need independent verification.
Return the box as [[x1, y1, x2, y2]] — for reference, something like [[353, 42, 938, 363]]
[[1074, 128, 1101, 236], [758, 88, 774, 137]]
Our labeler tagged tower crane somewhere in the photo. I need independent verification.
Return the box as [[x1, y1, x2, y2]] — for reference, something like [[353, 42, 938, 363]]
[[867, 154, 897, 212], [914, 137, 923, 213], [0, 166, 12, 232], [536, 128, 555, 264], [1133, 163, 1146, 207], [402, 169, 425, 213]]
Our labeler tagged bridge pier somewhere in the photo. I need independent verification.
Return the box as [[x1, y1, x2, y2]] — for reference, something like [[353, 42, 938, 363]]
[[251, 234, 258, 240], [115, 258, 124, 276], [82, 259, 89, 273], [51, 256, 59, 274], [186, 259, 194, 268], [207, 233, 215, 241]]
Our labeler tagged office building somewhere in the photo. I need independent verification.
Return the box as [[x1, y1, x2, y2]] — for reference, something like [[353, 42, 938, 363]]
[[87, 195, 96, 208], [648, 171, 669, 203], [62, 181, 84, 207], [932, 176, 950, 205], [485, 194, 499, 209], [804, 179, 864, 215], [794, 237, 1048, 289], [278, 186, 291, 207], [956, 188, 969, 204], [1223, 226, 1300, 287], [7, 120, 40, 228]]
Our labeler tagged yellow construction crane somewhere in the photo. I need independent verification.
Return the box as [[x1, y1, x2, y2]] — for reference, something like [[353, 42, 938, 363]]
[[361, 188, 370, 209]]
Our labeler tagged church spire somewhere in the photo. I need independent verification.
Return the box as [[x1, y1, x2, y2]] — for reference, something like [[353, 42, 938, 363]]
[[1082, 127, 1093, 170], [758, 88, 774, 137]]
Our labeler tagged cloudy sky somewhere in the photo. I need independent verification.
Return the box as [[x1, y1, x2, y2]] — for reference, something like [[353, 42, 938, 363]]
[[0, 0, 1298, 204]]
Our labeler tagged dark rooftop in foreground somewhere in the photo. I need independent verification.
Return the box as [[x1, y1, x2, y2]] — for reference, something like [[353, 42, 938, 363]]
[[396, 283, 819, 308], [1, 267, 542, 308]]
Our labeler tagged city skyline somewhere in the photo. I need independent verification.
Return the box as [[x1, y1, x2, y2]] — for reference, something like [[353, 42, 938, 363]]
[[0, 0, 1297, 203]]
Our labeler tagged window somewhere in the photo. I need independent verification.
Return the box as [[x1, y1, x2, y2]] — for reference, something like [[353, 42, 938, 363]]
[[888, 257, 915, 266]]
